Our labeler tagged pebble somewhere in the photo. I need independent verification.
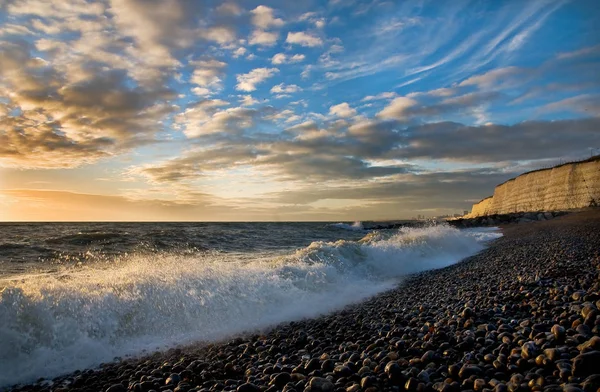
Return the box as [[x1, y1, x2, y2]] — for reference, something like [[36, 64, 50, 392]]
[[307, 377, 334, 391]]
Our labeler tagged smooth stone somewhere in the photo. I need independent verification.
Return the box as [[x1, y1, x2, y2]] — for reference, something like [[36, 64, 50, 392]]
[[165, 374, 181, 386], [462, 307, 475, 319], [581, 374, 600, 392], [237, 383, 261, 392], [321, 360, 335, 373], [573, 351, 600, 377], [106, 384, 127, 392], [459, 365, 483, 379], [385, 361, 403, 381], [551, 325, 566, 342], [308, 377, 335, 392], [333, 365, 352, 378], [270, 373, 292, 388], [360, 376, 377, 389], [577, 336, 600, 351], [405, 377, 419, 391], [346, 384, 361, 392], [521, 341, 538, 359], [305, 358, 320, 372]]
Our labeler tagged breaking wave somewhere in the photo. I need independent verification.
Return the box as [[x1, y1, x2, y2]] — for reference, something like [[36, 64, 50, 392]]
[[330, 221, 365, 231]]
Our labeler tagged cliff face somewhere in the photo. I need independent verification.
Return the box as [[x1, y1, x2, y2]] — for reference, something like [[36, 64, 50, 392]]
[[467, 158, 600, 217]]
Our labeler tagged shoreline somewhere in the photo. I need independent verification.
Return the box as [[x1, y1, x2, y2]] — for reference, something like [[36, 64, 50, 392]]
[[7, 211, 600, 392]]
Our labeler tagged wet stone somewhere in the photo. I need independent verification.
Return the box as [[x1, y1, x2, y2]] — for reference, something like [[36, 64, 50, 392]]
[[106, 384, 127, 392], [459, 365, 483, 379], [237, 383, 261, 392], [311, 377, 336, 392], [572, 351, 600, 377]]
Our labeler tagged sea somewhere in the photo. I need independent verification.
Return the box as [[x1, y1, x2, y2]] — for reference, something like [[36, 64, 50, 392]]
[[0, 221, 502, 387]]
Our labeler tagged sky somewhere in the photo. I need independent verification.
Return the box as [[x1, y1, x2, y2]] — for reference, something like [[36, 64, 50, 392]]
[[0, 0, 599, 221]]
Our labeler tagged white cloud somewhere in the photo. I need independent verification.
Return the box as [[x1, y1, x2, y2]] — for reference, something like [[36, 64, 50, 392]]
[[299, 11, 326, 29], [249, 30, 278, 46], [362, 92, 397, 101], [189, 59, 226, 86], [270, 83, 302, 94], [191, 87, 212, 96], [377, 97, 418, 119], [286, 31, 323, 47], [329, 102, 357, 118], [216, 2, 242, 16], [250, 5, 284, 29], [557, 44, 600, 60], [290, 54, 306, 62], [407, 87, 456, 98], [459, 66, 525, 89], [240, 95, 260, 106], [271, 53, 287, 65], [236, 67, 279, 91], [232, 47, 247, 58], [203, 26, 236, 44], [301, 64, 313, 79], [271, 53, 305, 64], [175, 101, 265, 138]]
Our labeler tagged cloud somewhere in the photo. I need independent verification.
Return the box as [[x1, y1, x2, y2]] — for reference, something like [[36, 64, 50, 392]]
[[329, 102, 357, 118], [270, 83, 302, 94], [250, 5, 284, 29], [247, 6, 283, 47], [235, 67, 279, 91], [216, 2, 242, 16], [271, 53, 305, 64], [129, 144, 267, 185], [108, 0, 201, 67], [232, 47, 247, 58], [239, 95, 260, 106], [377, 97, 418, 119], [362, 92, 397, 101], [286, 31, 323, 47], [0, 41, 176, 169], [189, 59, 227, 94], [459, 66, 527, 89], [557, 44, 600, 60], [390, 117, 600, 163], [376, 92, 501, 121], [540, 94, 600, 116], [174, 102, 275, 138], [203, 26, 237, 44], [249, 30, 279, 46]]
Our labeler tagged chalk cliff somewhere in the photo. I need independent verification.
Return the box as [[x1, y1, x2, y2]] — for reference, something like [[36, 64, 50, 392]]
[[466, 157, 600, 217]]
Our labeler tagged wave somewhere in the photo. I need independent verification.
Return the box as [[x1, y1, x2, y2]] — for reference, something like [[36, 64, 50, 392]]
[[45, 232, 124, 246], [330, 221, 364, 231], [0, 225, 501, 387]]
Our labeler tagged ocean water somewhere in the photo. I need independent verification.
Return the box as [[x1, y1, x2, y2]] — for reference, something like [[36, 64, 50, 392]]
[[0, 222, 502, 387]]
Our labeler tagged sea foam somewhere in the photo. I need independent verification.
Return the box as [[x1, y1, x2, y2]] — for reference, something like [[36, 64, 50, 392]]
[[0, 224, 501, 387], [330, 221, 365, 231]]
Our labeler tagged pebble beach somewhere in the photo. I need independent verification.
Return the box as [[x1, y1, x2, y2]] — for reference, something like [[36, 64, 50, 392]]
[[8, 210, 600, 392]]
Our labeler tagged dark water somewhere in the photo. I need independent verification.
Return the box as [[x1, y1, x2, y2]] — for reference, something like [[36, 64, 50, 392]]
[[0, 222, 371, 277]]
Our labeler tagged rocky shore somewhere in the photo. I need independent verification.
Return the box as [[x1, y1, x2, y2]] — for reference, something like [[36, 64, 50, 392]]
[[8, 211, 600, 392], [448, 211, 572, 228]]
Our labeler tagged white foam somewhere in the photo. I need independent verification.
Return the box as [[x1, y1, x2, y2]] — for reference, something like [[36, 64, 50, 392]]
[[0, 225, 501, 387], [330, 221, 365, 231]]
